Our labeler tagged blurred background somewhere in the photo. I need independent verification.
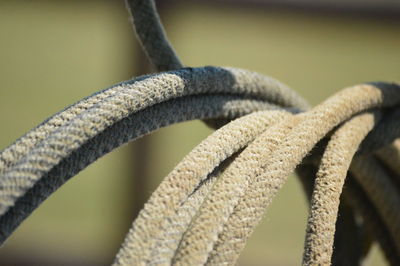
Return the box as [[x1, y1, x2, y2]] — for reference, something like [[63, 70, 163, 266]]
[[0, 0, 399, 265]]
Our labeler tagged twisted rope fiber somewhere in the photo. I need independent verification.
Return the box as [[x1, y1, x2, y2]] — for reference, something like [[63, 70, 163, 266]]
[[172, 82, 400, 265], [300, 135, 400, 266], [1, 0, 399, 265], [0, 95, 283, 243], [299, 162, 400, 265], [302, 112, 380, 265], [120, 3, 307, 265], [114, 110, 292, 265], [0, 67, 306, 176], [122, 1, 400, 264], [206, 117, 299, 265], [125, 0, 182, 71], [0, 66, 307, 216], [0, 66, 308, 243], [147, 152, 240, 265], [297, 145, 372, 266], [0, 0, 308, 240], [121, 4, 310, 265]]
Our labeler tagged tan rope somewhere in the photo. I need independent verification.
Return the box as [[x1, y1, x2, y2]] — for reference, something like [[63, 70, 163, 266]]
[[303, 112, 379, 265], [147, 153, 238, 265], [177, 115, 299, 265], [297, 148, 369, 266], [113, 110, 291, 265], [203, 83, 400, 265], [300, 162, 399, 265]]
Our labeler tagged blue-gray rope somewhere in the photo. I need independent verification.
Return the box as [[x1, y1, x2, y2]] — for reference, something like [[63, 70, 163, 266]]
[[0, 66, 307, 243]]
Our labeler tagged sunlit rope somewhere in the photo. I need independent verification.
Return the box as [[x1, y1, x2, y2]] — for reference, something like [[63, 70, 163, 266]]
[[303, 112, 379, 265], [0, 67, 305, 243]]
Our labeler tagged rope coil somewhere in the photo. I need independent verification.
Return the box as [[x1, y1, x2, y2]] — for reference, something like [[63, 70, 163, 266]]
[[1, 0, 399, 265]]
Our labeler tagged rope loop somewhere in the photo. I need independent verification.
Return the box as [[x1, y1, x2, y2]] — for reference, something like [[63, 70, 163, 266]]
[[0, 1, 399, 265]]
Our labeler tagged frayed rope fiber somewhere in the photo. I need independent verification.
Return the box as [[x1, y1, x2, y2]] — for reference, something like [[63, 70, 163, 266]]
[[1, 0, 399, 265]]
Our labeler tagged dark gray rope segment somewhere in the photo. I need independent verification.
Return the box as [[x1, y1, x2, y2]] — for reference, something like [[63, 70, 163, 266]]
[[345, 175, 400, 265], [0, 95, 281, 244], [0, 66, 308, 177], [360, 107, 400, 153], [0, 66, 310, 218], [125, 0, 182, 71], [350, 155, 400, 250]]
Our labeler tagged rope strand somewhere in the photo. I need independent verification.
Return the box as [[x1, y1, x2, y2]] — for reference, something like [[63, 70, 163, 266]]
[[303, 112, 379, 265]]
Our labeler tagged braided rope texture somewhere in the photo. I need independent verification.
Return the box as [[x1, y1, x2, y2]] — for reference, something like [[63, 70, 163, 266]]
[[1, 0, 400, 265]]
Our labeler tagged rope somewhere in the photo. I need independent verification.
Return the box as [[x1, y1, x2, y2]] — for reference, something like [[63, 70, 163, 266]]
[[350, 156, 400, 250], [114, 110, 291, 265], [145, 153, 238, 265], [0, 66, 307, 217], [0, 95, 283, 243], [125, 0, 182, 71], [0, 67, 307, 176], [360, 108, 400, 153], [179, 115, 299, 265], [299, 162, 399, 265], [298, 148, 370, 266], [303, 112, 379, 265], [187, 83, 400, 266], [331, 194, 369, 266], [344, 176, 400, 265], [1, 0, 399, 265], [376, 139, 400, 179]]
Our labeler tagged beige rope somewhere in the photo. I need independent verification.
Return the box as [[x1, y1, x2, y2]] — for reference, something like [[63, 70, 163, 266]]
[[300, 161, 399, 265], [147, 153, 238, 265], [303, 112, 379, 265], [178, 115, 299, 265], [203, 83, 400, 265], [113, 110, 291, 265]]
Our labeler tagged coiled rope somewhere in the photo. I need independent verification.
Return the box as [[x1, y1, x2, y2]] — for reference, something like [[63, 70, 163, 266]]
[[1, 0, 399, 265]]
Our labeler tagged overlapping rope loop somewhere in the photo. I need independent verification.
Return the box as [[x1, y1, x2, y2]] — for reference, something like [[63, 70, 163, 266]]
[[0, 0, 399, 265]]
